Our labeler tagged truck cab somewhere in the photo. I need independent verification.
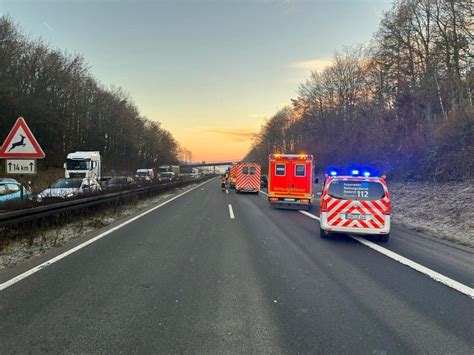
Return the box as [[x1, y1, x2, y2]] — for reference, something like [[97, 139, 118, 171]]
[[64, 151, 102, 179]]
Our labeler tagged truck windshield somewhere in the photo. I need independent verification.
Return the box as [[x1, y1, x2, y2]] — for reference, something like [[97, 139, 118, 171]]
[[66, 159, 90, 170], [328, 180, 385, 201], [158, 168, 168, 173], [136, 171, 149, 176]]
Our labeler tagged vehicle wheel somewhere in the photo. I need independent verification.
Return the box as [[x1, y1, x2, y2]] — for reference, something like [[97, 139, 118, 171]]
[[379, 234, 390, 243], [320, 227, 330, 239]]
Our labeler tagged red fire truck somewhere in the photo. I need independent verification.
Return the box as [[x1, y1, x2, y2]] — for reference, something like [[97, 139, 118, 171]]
[[235, 163, 261, 194], [268, 154, 314, 210]]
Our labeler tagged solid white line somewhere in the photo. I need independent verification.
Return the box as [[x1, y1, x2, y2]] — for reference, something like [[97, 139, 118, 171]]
[[351, 236, 474, 299], [299, 210, 320, 221], [297, 210, 474, 299], [260, 190, 268, 196], [226, 189, 229, 194], [228, 204, 235, 219], [0, 178, 215, 292]]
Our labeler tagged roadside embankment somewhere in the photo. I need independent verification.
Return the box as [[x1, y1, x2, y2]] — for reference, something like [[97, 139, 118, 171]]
[[389, 180, 473, 247]]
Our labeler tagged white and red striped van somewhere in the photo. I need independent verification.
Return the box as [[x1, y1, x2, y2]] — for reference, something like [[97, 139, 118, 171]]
[[319, 175, 391, 242], [235, 163, 261, 193]]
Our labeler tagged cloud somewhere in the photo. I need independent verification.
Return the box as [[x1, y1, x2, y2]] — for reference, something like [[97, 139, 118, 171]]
[[288, 58, 332, 72], [204, 128, 257, 142]]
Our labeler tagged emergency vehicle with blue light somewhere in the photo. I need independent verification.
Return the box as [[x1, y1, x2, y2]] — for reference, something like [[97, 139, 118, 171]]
[[319, 170, 391, 242]]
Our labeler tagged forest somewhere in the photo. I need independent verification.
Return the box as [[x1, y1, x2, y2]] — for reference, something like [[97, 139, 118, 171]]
[[0, 16, 181, 172], [245, 0, 473, 181]]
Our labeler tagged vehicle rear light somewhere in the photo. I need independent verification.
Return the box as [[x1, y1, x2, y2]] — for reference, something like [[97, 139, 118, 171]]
[[384, 204, 391, 215], [270, 197, 278, 202], [300, 199, 309, 204], [320, 198, 327, 212]]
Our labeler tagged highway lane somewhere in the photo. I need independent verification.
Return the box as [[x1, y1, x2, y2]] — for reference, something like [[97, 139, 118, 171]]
[[0, 179, 473, 353], [229, 188, 473, 353], [299, 187, 474, 288]]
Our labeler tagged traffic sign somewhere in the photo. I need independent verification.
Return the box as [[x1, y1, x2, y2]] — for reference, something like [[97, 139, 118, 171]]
[[0, 117, 45, 158], [6, 159, 37, 175]]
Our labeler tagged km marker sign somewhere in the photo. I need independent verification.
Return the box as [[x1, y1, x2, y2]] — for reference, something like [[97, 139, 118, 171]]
[[6, 159, 37, 175]]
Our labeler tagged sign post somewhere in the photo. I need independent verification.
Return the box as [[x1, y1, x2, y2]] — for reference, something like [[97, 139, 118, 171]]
[[0, 117, 45, 199]]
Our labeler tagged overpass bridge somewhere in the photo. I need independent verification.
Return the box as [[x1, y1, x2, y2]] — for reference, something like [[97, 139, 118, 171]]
[[180, 161, 241, 169]]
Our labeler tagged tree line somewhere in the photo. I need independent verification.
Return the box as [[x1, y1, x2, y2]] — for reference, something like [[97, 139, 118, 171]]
[[0, 16, 182, 172], [246, 0, 473, 181]]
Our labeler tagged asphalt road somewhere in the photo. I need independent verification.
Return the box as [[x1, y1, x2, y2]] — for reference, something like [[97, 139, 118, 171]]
[[0, 178, 473, 354]]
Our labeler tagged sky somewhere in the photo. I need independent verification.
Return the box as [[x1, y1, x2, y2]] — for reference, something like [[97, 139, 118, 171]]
[[1, 0, 392, 162]]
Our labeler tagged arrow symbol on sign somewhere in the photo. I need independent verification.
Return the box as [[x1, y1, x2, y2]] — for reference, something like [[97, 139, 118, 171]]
[[8, 162, 12, 170]]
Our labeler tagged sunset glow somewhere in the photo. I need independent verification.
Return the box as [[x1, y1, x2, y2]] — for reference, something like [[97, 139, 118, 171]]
[[1, 0, 391, 162]]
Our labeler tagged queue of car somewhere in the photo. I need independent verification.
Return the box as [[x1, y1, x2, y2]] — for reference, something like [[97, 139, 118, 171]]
[[1, 170, 197, 208], [1, 149, 209, 210]]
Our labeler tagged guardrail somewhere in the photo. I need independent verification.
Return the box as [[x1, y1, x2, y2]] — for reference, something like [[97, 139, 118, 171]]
[[0, 176, 213, 227]]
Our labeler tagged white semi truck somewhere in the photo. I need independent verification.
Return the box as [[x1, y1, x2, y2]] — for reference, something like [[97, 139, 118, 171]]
[[64, 151, 102, 179]]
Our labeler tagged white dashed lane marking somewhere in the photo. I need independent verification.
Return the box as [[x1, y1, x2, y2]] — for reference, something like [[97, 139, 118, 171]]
[[228, 204, 235, 219]]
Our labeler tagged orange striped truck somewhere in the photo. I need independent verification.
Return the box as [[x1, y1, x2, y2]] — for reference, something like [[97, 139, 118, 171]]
[[268, 154, 314, 210], [235, 162, 261, 194], [229, 163, 237, 189]]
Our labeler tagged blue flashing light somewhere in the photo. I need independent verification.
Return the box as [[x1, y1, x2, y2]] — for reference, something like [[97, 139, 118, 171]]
[[351, 169, 359, 176], [363, 171, 370, 177], [329, 171, 337, 176]]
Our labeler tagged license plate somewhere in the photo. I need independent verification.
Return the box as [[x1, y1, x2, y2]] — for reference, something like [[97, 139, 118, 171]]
[[284, 198, 295, 202], [342, 213, 369, 220]]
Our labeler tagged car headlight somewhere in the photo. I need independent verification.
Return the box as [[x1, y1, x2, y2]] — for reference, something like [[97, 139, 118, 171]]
[[66, 193, 74, 198]]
